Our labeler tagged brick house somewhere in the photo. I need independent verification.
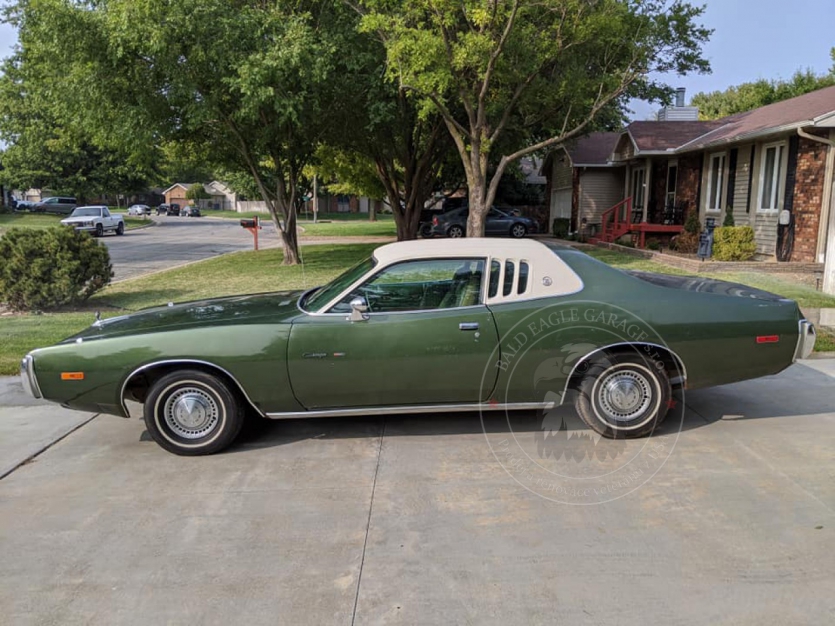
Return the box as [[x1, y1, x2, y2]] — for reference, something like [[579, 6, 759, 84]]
[[544, 85, 835, 292]]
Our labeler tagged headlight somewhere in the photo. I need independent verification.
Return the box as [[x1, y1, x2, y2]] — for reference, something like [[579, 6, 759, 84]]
[[85, 221, 94, 227]]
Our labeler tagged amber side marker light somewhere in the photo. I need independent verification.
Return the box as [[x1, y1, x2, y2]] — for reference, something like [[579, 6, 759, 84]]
[[61, 372, 85, 380], [756, 336, 780, 344]]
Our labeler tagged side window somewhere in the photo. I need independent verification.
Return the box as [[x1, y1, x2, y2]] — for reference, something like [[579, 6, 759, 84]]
[[518, 262, 529, 294], [488, 260, 501, 298], [503, 260, 515, 296], [103, 208, 111, 217], [334, 258, 485, 313]]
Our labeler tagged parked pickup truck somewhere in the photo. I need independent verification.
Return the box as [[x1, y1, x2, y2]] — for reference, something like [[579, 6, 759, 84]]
[[60, 205, 125, 237]]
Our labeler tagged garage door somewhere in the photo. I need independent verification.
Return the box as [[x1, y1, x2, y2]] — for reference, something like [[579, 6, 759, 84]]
[[550, 189, 571, 221]]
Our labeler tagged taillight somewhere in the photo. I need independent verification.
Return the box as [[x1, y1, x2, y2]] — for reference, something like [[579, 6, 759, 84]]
[[432, 216, 439, 226]]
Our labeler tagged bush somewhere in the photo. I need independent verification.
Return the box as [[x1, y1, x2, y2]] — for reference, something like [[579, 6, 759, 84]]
[[672, 232, 699, 254], [0, 227, 113, 311], [646, 238, 661, 251], [722, 211, 735, 227], [683, 211, 701, 235], [712, 226, 757, 261], [552, 218, 570, 239]]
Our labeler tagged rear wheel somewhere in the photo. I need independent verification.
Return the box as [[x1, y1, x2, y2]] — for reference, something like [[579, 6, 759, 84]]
[[447, 224, 465, 238], [510, 223, 527, 238], [419, 222, 432, 238], [143, 369, 246, 456], [574, 354, 671, 439], [95, 223, 104, 237], [116, 222, 125, 236]]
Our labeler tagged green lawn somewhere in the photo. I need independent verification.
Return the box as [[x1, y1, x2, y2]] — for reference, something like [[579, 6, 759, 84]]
[[202, 209, 397, 237], [0, 211, 150, 235], [1, 242, 833, 375], [0, 244, 377, 374]]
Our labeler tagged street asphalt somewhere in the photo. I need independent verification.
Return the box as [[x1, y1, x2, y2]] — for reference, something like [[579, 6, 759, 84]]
[[0, 360, 833, 624], [104, 215, 280, 282]]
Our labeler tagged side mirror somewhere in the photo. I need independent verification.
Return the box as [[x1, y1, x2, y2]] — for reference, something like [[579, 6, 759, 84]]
[[349, 296, 369, 322]]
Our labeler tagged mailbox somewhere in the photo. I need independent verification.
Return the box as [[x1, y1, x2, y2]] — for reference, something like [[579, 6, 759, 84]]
[[240, 219, 257, 228]]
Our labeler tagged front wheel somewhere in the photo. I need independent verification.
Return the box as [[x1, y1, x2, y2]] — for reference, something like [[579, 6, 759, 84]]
[[447, 224, 465, 238], [510, 223, 527, 238], [574, 354, 671, 439], [419, 222, 432, 238], [95, 223, 104, 237], [116, 222, 125, 236], [143, 369, 246, 456]]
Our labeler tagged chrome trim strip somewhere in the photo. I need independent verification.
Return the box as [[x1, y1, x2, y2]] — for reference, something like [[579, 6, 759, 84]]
[[265, 402, 552, 420], [119, 359, 266, 418], [559, 342, 688, 405], [20, 354, 42, 399]]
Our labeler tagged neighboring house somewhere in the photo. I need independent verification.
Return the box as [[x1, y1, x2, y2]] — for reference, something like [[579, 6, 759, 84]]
[[162, 183, 195, 208], [544, 86, 835, 291]]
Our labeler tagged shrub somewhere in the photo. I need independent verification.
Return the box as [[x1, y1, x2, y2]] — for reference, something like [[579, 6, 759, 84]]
[[672, 232, 699, 254], [0, 227, 113, 311], [683, 211, 701, 235], [712, 226, 757, 261], [722, 210, 735, 227], [646, 238, 661, 251], [552, 218, 570, 239]]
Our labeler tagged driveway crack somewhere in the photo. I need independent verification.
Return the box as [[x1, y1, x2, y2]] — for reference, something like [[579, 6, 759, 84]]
[[351, 418, 386, 626]]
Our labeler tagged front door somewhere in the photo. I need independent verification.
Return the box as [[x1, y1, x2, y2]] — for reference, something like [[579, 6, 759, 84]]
[[288, 258, 500, 409]]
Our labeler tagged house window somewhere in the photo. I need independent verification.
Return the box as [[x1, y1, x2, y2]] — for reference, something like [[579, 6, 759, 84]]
[[631, 167, 646, 210], [666, 163, 678, 208], [705, 153, 726, 212], [758, 142, 785, 212]]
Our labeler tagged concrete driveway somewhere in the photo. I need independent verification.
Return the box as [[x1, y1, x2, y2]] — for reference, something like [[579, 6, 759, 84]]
[[104, 216, 280, 281], [1, 361, 833, 625]]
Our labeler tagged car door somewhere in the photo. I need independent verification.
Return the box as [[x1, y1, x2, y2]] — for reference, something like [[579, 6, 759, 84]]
[[288, 258, 501, 409], [485, 208, 512, 236]]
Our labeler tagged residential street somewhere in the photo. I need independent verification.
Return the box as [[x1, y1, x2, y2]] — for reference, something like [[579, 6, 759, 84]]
[[104, 216, 280, 282], [1, 361, 833, 625]]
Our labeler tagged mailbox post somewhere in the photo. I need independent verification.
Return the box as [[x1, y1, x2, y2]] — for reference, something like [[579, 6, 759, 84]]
[[240, 216, 261, 250]]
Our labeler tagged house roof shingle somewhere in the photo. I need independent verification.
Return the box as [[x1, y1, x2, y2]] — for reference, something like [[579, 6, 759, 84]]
[[566, 132, 621, 165], [625, 121, 724, 152]]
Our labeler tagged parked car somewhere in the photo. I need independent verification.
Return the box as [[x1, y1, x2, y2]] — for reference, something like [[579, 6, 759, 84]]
[[156, 203, 181, 216], [155, 204, 169, 216], [431, 207, 538, 238], [31, 196, 77, 215], [180, 206, 201, 217], [60, 205, 125, 236], [127, 204, 151, 216], [418, 197, 468, 238], [12, 199, 35, 212], [20, 239, 815, 456]]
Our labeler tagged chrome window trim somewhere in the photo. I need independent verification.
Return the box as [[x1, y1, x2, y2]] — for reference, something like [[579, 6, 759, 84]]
[[20, 354, 42, 399], [119, 359, 266, 418], [265, 402, 553, 420], [559, 342, 688, 405]]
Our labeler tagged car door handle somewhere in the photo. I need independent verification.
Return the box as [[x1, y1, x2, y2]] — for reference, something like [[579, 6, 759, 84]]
[[459, 322, 480, 331]]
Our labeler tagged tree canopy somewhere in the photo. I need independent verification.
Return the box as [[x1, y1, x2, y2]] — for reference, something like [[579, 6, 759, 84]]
[[691, 49, 835, 120], [356, 0, 711, 235]]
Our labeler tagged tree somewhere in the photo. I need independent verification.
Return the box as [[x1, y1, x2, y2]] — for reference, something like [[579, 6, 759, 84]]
[[356, 0, 711, 236], [692, 53, 835, 120], [185, 184, 210, 202], [3, 0, 368, 265]]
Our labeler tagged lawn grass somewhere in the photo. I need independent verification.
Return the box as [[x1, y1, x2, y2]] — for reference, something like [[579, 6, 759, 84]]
[[0, 243, 377, 374], [2, 241, 833, 375], [203, 209, 398, 236], [0, 211, 150, 235]]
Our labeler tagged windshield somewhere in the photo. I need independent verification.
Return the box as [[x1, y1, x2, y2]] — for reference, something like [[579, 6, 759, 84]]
[[70, 207, 101, 217], [302, 256, 376, 312]]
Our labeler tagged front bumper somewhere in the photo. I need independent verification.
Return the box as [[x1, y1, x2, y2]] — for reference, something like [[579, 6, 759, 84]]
[[794, 319, 816, 361], [20, 354, 42, 399]]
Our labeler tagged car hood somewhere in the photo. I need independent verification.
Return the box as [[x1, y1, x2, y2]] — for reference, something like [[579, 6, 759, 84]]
[[63, 291, 305, 342], [60, 216, 97, 224], [626, 271, 790, 302]]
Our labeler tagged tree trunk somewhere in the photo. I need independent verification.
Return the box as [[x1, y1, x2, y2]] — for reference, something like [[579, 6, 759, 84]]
[[369, 199, 377, 222], [279, 225, 301, 265], [467, 178, 489, 237]]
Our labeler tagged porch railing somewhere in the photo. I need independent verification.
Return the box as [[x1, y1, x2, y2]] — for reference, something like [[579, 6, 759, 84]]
[[600, 197, 634, 243]]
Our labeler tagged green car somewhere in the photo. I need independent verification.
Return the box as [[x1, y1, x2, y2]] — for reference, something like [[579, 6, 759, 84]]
[[21, 239, 815, 455]]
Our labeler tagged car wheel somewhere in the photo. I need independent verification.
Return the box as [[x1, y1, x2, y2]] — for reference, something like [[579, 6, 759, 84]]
[[116, 222, 125, 236], [574, 353, 671, 439], [510, 223, 527, 238], [447, 224, 465, 238], [419, 222, 432, 238], [95, 224, 104, 237], [143, 369, 246, 456]]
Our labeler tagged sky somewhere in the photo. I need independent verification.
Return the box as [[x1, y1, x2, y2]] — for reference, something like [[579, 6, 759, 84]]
[[0, 1, 833, 122]]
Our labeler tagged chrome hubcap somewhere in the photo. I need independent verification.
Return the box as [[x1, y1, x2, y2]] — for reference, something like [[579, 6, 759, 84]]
[[164, 387, 220, 439], [597, 370, 652, 423], [512, 226, 524, 237]]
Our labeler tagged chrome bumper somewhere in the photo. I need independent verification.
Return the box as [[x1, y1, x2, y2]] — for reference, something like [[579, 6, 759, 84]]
[[794, 320, 817, 361], [20, 354, 42, 399]]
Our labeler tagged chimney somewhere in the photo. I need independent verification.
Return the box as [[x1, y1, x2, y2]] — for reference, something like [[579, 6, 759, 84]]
[[657, 87, 698, 121], [675, 87, 686, 108]]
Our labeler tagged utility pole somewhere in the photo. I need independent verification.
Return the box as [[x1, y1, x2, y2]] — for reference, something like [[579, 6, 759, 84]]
[[313, 175, 318, 224]]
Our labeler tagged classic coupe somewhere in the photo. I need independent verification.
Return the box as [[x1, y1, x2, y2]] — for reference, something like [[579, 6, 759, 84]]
[[21, 239, 815, 455]]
